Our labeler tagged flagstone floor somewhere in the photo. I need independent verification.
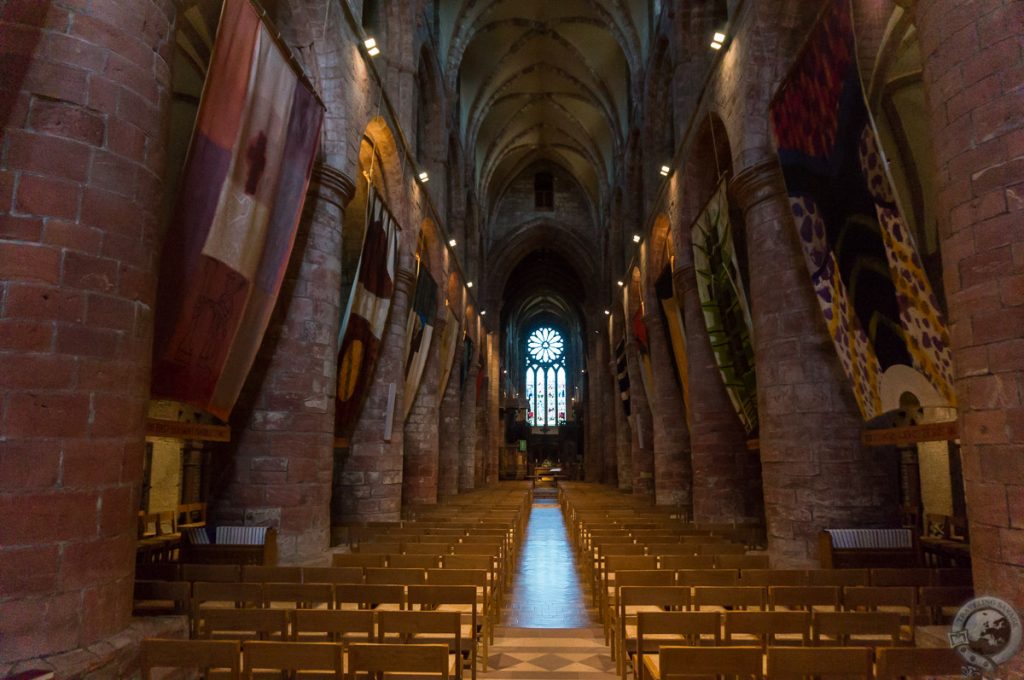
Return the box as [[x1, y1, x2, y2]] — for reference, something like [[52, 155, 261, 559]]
[[482, 489, 617, 680]]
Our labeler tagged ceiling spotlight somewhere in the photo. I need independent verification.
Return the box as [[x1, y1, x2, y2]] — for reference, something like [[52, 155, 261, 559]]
[[660, 165, 671, 176], [466, 281, 474, 289], [604, 309, 610, 315], [480, 310, 486, 316], [418, 171, 429, 183], [632, 234, 641, 244], [617, 280, 624, 287], [448, 238, 457, 247], [364, 37, 380, 56], [710, 32, 726, 50]]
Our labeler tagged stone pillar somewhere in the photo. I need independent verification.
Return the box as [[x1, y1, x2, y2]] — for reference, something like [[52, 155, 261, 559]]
[[916, 0, 1024, 651], [217, 164, 354, 563], [584, 331, 603, 482], [459, 354, 479, 492], [624, 339, 655, 497], [438, 337, 463, 497], [610, 351, 632, 491], [732, 159, 899, 567], [0, 0, 179, 670], [332, 263, 414, 522], [644, 311, 694, 509], [403, 314, 441, 506], [600, 346, 621, 486], [673, 265, 755, 522], [487, 331, 501, 484]]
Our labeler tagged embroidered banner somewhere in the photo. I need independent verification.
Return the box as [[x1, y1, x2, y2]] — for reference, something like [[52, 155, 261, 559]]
[[151, 0, 323, 419], [691, 180, 758, 434], [632, 305, 656, 408], [402, 259, 439, 419], [769, 0, 955, 419], [436, 306, 460, 401], [334, 189, 399, 435], [614, 337, 631, 418], [655, 265, 691, 419]]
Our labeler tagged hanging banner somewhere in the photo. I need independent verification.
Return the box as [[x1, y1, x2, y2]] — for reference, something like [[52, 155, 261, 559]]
[[151, 0, 323, 419], [656, 266, 691, 418], [691, 180, 759, 435], [769, 0, 955, 420], [437, 306, 460, 401], [402, 259, 438, 419], [632, 305, 656, 408], [614, 337, 631, 418], [334, 189, 399, 435]]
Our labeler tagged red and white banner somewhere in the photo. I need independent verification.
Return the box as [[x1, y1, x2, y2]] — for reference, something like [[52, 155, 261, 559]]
[[151, 0, 322, 419]]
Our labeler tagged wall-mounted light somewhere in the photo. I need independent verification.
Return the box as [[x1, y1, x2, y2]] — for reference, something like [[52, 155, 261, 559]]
[[364, 37, 380, 56], [632, 234, 641, 244], [660, 164, 671, 177], [466, 281, 474, 289], [448, 238, 457, 247], [617, 280, 624, 287], [480, 310, 486, 316], [604, 309, 611, 315], [710, 31, 726, 50], [418, 171, 429, 183]]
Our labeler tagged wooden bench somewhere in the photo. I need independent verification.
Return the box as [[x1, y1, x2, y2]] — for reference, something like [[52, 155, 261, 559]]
[[819, 529, 920, 569], [181, 526, 278, 566]]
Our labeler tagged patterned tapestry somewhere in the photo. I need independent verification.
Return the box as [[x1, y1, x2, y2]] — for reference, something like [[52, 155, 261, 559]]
[[151, 0, 323, 419], [769, 0, 955, 419], [334, 189, 399, 435], [402, 258, 438, 419], [691, 180, 758, 435], [614, 337, 630, 418], [656, 265, 691, 420], [436, 306, 460, 402]]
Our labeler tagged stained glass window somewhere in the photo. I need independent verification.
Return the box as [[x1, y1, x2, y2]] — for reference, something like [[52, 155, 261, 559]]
[[525, 327, 567, 427]]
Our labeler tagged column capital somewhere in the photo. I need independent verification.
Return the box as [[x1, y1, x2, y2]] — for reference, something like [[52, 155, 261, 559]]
[[730, 158, 787, 214], [309, 162, 356, 209]]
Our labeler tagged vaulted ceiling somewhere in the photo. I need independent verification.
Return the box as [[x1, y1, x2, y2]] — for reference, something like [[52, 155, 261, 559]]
[[440, 0, 649, 217]]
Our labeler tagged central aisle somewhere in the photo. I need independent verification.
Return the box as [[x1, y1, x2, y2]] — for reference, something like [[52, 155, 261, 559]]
[[483, 488, 616, 679]]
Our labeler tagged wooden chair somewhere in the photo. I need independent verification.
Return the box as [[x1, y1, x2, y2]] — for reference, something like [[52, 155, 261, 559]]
[[242, 565, 302, 583], [409, 584, 481, 678], [427, 568, 493, 650], [715, 554, 770, 570], [812, 611, 901, 646], [646, 544, 697, 557], [607, 570, 676, 646], [739, 570, 808, 587], [305, 566, 365, 585], [354, 541, 404, 555], [366, 567, 427, 585], [199, 607, 289, 641], [133, 580, 190, 616], [603, 555, 660, 622], [842, 586, 917, 642], [348, 642, 452, 680], [291, 609, 375, 644], [191, 582, 263, 637], [440, 554, 502, 613], [177, 501, 208, 528], [405, 543, 454, 556], [870, 569, 934, 587], [875, 646, 963, 678], [693, 586, 766, 612], [806, 569, 869, 587], [390, 554, 443, 570], [695, 543, 747, 555], [241, 640, 343, 679], [140, 638, 240, 680], [335, 583, 405, 611], [182, 563, 241, 583], [644, 645, 763, 680], [919, 586, 974, 624], [766, 646, 874, 679], [334, 553, 387, 568], [658, 555, 715, 570], [263, 582, 334, 609], [768, 586, 841, 612], [676, 569, 739, 587], [617, 586, 692, 679], [378, 610, 463, 680], [635, 611, 722, 679], [723, 611, 810, 648]]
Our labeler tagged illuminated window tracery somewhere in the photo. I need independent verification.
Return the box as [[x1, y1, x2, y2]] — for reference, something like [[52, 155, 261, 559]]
[[525, 327, 567, 426]]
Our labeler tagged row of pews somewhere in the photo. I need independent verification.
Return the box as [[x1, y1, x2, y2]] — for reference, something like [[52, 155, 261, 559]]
[[559, 483, 972, 680], [136, 483, 533, 679]]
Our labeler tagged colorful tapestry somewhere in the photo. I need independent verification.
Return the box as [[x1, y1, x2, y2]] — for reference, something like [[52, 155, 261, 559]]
[[436, 306, 460, 401], [769, 0, 955, 419], [691, 180, 758, 434], [151, 0, 323, 420], [614, 338, 630, 418], [334, 189, 399, 435], [632, 305, 656, 408], [656, 266, 691, 418], [402, 259, 438, 419]]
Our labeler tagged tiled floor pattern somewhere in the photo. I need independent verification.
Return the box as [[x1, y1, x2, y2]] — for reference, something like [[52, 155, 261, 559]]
[[483, 490, 617, 680]]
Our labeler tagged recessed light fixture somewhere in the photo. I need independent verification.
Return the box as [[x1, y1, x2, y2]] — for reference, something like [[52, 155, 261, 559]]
[[480, 310, 486, 316], [660, 165, 671, 176], [466, 281, 474, 289], [604, 309, 610, 315], [710, 32, 726, 50], [449, 239, 457, 247], [418, 171, 429, 183], [364, 37, 380, 56], [632, 234, 641, 243], [617, 280, 624, 287]]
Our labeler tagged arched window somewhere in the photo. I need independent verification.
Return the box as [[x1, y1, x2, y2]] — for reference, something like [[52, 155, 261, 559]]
[[524, 327, 567, 426]]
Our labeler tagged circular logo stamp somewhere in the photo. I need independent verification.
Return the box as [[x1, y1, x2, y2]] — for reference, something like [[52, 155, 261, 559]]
[[948, 597, 1022, 674]]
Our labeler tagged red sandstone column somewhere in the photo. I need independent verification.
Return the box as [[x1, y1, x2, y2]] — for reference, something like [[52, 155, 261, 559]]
[[458, 356, 479, 491], [732, 160, 900, 567], [214, 164, 353, 562], [403, 315, 441, 506], [644, 311, 694, 509], [672, 265, 754, 522], [332, 262, 415, 522], [916, 0, 1024, 655], [486, 331, 500, 485], [624, 339, 655, 497], [584, 329, 603, 482], [601, 350, 621, 486], [438, 339, 463, 497], [0, 0, 176, 667], [609, 345, 632, 491]]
